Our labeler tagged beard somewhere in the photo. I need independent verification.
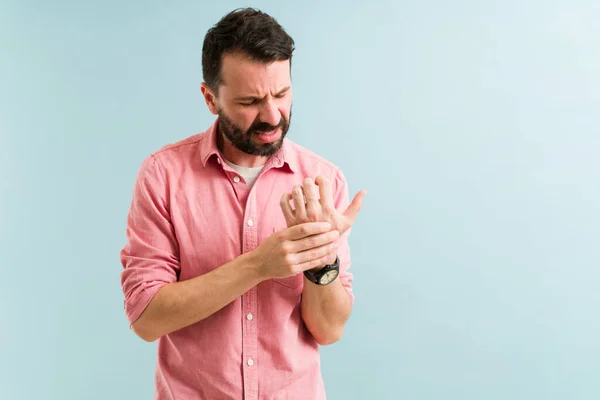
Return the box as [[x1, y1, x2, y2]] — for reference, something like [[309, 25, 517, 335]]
[[217, 108, 291, 157]]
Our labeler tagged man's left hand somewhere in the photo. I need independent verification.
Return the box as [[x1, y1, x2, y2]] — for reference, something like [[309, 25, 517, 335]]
[[280, 176, 366, 238]]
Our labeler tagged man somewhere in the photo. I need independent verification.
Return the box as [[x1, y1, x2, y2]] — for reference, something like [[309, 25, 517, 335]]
[[120, 8, 366, 400]]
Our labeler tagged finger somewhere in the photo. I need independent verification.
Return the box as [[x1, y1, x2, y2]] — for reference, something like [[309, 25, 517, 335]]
[[283, 221, 332, 240], [292, 185, 307, 221], [279, 192, 296, 226], [323, 251, 337, 266], [315, 176, 335, 213], [343, 189, 367, 223], [293, 229, 339, 253], [295, 250, 338, 273], [294, 240, 337, 264], [303, 178, 321, 222]]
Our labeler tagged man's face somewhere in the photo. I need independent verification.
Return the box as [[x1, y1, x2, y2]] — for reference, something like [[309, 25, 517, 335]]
[[213, 52, 293, 157]]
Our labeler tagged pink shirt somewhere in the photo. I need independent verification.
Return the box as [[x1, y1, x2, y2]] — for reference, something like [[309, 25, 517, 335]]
[[120, 120, 354, 400]]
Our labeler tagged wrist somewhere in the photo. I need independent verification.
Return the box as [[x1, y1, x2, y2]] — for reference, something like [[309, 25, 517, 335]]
[[315, 254, 338, 270], [308, 264, 327, 273], [303, 256, 340, 286], [242, 250, 268, 284]]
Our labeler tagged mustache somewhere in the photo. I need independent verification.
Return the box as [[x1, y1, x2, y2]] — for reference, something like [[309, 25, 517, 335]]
[[249, 119, 285, 133]]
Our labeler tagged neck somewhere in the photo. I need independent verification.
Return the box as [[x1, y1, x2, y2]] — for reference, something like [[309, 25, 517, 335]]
[[217, 129, 268, 168]]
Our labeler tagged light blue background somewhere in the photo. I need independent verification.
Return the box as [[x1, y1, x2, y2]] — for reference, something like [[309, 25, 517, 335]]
[[1, 0, 599, 399]]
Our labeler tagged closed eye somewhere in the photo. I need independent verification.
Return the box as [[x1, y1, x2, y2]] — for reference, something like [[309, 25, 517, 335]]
[[236, 87, 290, 106], [275, 87, 290, 98], [238, 99, 259, 106]]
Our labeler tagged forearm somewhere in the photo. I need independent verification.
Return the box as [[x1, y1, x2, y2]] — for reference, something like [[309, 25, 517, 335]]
[[301, 275, 352, 346], [132, 251, 262, 342]]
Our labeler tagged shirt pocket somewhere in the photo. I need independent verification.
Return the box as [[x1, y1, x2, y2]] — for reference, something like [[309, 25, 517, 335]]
[[272, 273, 304, 289]]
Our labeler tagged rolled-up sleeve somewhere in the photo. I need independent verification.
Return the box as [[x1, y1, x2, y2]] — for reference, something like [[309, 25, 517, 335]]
[[332, 168, 355, 304], [120, 155, 180, 326]]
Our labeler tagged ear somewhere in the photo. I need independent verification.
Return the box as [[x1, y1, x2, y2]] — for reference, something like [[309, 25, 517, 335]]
[[200, 82, 219, 115]]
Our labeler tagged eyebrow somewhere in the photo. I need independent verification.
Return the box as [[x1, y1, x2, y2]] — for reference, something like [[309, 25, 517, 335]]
[[235, 86, 291, 102]]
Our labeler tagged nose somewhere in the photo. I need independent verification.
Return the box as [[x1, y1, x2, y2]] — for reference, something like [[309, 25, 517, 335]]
[[258, 99, 281, 127]]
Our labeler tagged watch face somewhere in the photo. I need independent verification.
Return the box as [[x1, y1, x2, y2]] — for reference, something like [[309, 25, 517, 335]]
[[319, 269, 339, 285]]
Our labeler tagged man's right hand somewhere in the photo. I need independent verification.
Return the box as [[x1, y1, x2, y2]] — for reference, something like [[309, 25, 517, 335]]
[[250, 222, 339, 281]]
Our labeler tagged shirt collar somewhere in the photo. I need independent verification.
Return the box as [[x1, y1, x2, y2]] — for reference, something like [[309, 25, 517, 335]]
[[199, 118, 297, 172]]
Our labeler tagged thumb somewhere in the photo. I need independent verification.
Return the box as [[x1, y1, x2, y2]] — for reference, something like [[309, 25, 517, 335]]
[[343, 190, 367, 223]]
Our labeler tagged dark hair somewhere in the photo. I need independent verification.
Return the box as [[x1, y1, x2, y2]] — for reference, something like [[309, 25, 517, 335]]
[[202, 8, 295, 94]]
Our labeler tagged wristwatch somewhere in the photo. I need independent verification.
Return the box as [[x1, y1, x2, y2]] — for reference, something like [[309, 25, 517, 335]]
[[303, 256, 340, 285]]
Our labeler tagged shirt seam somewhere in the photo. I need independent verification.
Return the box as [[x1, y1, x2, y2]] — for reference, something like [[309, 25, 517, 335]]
[[151, 133, 205, 158]]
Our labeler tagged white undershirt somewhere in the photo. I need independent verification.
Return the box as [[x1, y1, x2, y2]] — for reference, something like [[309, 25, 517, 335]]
[[223, 159, 264, 189]]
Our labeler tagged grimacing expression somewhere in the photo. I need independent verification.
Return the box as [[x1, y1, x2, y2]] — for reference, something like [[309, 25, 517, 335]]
[[211, 53, 293, 158], [217, 107, 291, 157]]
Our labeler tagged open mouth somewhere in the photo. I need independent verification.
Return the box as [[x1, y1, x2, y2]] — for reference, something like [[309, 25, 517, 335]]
[[254, 128, 280, 143]]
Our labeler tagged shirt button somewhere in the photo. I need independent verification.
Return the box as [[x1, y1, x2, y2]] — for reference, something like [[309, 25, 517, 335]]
[[247, 358, 254, 366], [247, 219, 254, 227], [247, 313, 253, 321], [233, 176, 240, 183]]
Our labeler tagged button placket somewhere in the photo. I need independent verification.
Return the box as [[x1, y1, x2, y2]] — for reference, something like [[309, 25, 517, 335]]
[[241, 190, 259, 399]]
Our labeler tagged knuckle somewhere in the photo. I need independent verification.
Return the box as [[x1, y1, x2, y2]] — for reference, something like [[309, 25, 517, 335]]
[[283, 253, 295, 266], [279, 242, 292, 254]]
